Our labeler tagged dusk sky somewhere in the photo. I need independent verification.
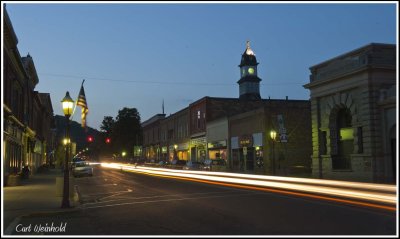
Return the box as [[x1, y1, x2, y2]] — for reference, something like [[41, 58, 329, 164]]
[[4, 2, 397, 130]]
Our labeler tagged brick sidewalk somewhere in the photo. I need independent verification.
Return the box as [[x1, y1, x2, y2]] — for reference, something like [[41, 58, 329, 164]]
[[3, 168, 80, 235]]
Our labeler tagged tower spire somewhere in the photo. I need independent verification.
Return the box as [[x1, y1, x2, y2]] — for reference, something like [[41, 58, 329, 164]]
[[238, 41, 261, 100], [162, 99, 165, 114], [245, 40, 255, 56]]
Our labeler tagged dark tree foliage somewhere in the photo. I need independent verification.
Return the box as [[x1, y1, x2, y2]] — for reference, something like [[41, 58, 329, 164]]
[[100, 116, 115, 134], [110, 107, 142, 158], [98, 116, 116, 156]]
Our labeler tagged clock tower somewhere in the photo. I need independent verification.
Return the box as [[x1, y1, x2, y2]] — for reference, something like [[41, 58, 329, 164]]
[[237, 41, 262, 100]]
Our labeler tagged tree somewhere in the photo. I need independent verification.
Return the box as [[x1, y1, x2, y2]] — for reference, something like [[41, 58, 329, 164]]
[[111, 107, 142, 158], [98, 116, 115, 157], [100, 116, 115, 134]]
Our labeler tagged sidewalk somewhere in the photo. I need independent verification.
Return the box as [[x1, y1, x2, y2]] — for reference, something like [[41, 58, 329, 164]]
[[3, 168, 80, 234]]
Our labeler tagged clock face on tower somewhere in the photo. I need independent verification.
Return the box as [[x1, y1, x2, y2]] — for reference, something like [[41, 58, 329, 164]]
[[248, 67, 255, 74]]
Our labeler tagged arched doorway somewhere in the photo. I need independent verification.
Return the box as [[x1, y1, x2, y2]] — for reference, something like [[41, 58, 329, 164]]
[[330, 107, 353, 170]]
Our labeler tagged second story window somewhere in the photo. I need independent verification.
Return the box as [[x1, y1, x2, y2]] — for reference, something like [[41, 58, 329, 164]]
[[197, 110, 201, 129]]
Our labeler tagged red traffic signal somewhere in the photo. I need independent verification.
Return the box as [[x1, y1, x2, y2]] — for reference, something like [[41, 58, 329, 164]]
[[105, 138, 111, 144], [87, 136, 93, 142]]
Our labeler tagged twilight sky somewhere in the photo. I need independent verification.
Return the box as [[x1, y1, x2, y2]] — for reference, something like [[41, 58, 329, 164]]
[[4, 2, 397, 130]]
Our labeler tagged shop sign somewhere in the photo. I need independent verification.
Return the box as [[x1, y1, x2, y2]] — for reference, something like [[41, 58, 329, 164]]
[[207, 140, 227, 149], [178, 143, 189, 150], [239, 135, 253, 147], [279, 133, 288, 143]]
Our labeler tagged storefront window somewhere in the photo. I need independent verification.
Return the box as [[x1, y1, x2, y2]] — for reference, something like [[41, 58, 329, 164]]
[[177, 151, 188, 160], [208, 149, 227, 160]]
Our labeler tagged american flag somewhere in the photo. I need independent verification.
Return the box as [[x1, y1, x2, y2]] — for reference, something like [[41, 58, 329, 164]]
[[77, 80, 88, 128]]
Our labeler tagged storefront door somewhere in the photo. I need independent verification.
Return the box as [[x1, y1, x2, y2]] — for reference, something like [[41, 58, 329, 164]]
[[246, 147, 254, 171]]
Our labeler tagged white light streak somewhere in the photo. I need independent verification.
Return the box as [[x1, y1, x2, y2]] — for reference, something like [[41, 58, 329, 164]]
[[100, 163, 397, 206]]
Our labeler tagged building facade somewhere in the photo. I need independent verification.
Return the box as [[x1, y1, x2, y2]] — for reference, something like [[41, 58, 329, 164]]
[[141, 41, 313, 178], [206, 117, 228, 162], [142, 114, 165, 162], [3, 7, 27, 184], [3, 7, 55, 185], [304, 43, 396, 183], [143, 107, 191, 162], [229, 100, 312, 175]]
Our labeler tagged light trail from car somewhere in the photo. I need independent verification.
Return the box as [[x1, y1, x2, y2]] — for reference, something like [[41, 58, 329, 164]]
[[133, 165, 396, 193], [100, 163, 397, 211]]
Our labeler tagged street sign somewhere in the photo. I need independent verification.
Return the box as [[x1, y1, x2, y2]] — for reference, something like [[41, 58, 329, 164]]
[[277, 115, 287, 143], [280, 134, 288, 143]]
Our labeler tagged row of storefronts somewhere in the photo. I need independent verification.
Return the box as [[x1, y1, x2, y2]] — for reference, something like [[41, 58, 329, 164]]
[[142, 98, 312, 176], [142, 41, 396, 183], [3, 7, 56, 186], [142, 42, 312, 176]]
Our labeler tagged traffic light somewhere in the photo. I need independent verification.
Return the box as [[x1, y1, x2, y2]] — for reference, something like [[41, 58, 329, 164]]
[[105, 138, 111, 144], [87, 135, 93, 143]]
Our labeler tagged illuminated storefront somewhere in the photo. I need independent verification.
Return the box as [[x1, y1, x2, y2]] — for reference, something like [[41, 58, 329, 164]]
[[190, 136, 207, 162], [207, 140, 227, 161], [230, 133, 263, 173], [176, 142, 189, 161]]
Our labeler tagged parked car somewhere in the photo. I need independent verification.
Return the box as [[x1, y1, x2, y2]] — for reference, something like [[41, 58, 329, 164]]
[[183, 161, 205, 171], [72, 161, 93, 177], [69, 157, 84, 169], [204, 159, 227, 172]]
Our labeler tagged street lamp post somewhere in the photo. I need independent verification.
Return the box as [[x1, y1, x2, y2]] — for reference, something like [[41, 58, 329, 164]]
[[270, 130, 277, 175], [61, 91, 74, 208]]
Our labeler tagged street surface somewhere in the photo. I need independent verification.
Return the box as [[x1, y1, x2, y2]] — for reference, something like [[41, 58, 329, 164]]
[[11, 165, 397, 235]]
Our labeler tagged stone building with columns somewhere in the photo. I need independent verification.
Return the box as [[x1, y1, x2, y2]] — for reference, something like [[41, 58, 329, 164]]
[[304, 43, 396, 183]]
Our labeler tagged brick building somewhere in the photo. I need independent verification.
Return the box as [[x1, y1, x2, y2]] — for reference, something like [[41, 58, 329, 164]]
[[142, 42, 312, 177], [3, 6, 55, 185]]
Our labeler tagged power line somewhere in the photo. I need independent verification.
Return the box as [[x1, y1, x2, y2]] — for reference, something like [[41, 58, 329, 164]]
[[39, 72, 306, 86]]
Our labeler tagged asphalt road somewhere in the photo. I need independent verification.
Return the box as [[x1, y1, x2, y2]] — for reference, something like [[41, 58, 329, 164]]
[[12, 165, 397, 236]]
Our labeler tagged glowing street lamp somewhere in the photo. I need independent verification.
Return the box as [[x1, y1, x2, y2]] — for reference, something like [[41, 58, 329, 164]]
[[173, 144, 178, 160], [61, 91, 74, 208], [270, 130, 277, 175], [63, 138, 70, 146], [62, 91, 74, 118]]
